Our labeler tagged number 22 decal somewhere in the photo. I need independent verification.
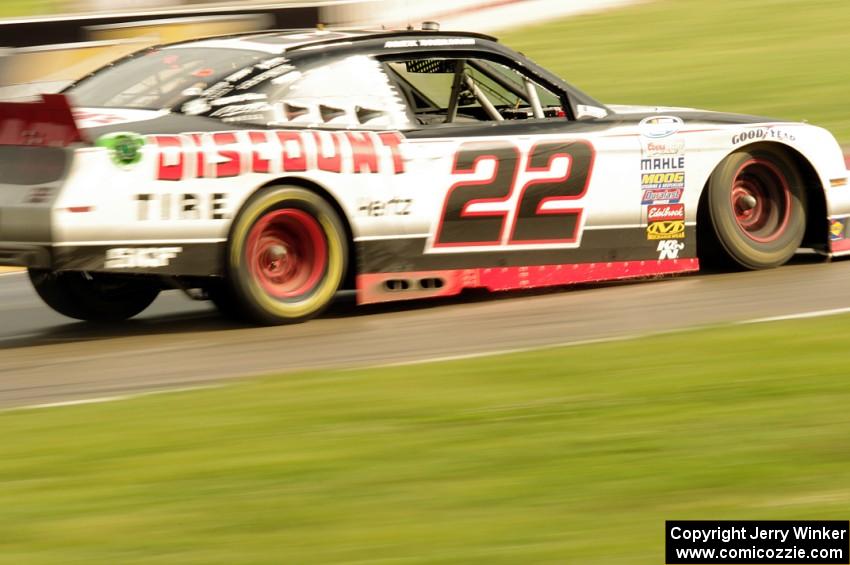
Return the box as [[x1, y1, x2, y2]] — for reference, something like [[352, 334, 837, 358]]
[[432, 139, 595, 248]]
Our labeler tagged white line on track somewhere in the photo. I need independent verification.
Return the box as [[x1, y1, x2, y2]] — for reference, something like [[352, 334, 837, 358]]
[[0, 384, 224, 413], [738, 307, 850, 325], [368, 334, 651, 369], [5, 305, 850, 413]]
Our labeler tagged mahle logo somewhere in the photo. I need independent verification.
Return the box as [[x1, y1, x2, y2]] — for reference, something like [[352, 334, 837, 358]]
[[96, 132, 146, 168]]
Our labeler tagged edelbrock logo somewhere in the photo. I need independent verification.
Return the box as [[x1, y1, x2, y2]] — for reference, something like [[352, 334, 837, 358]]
[[648, 204, 685, 222]]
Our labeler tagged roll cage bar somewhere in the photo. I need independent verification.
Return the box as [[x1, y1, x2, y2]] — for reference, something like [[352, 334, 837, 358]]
[[381, 54, 556, 124]]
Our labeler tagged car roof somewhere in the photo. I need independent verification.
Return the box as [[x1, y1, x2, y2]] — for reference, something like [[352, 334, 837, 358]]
[[165, 28, 498, 55]]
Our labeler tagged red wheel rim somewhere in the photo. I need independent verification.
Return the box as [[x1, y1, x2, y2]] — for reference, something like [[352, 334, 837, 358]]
[[729, 158, 791, 243], [245, 209, 327, 299]]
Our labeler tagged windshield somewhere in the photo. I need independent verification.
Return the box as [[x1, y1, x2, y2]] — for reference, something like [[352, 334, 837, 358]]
[[66, 47, 266, 110]]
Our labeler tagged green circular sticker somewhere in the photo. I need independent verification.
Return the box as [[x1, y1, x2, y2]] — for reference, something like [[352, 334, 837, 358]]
[[96, 132, 146, 168]]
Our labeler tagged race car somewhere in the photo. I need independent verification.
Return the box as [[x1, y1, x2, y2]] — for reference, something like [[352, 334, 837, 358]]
[[0, 26, 848, 324]]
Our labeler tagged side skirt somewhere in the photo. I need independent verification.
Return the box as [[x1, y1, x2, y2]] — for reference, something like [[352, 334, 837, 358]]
[[357, 259, 699, 305]]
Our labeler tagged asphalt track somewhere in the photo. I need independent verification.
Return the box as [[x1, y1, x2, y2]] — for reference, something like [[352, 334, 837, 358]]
[[1, 254, 850, 409]]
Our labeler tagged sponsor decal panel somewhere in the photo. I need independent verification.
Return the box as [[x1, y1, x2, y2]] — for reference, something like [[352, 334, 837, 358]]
[[357, 197, 412, 217], [641, 171, 685, 190], [640, 136, 686, 204], [657, 240, 685, 260], [105, 247, 182, 269], [134, 193, 228, 221], [647, 220, 685, 240], [647, 203, 686, 241], [641, 155, 685, 171], [639, 116, 683, 139], [150, 130, 406, 181], [642, 138, 685, 157], [829, 218, 847, 241], [642, 188, 683, 205], [732, 126, 796, 145], [648, 203, 685, 222], [96, 132, 146, 168]]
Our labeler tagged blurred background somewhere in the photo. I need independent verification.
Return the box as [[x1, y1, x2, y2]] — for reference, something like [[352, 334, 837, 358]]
[[2, 1, 850, 563], [2, 0, 848, 147]]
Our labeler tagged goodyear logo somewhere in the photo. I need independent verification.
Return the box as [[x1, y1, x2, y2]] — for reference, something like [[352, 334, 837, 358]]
[[647, 220, 685, 240]]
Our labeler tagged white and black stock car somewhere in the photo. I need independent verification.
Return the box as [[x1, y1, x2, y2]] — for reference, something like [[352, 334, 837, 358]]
[[1, 27, 848, 324]]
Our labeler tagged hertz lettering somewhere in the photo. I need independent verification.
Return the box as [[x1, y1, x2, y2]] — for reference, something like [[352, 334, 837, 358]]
[[647, 220, 685, 240]]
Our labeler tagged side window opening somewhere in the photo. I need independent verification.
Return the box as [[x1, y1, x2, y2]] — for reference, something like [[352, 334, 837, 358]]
[[172, 54, 416, 129], [257, 55, 413, 129], [383, 56, 567, 126]]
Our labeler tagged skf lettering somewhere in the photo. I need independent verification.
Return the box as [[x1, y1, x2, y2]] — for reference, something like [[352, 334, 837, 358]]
[[150, 130, 406, 181], [646, 220, 685, 240], [135, 193, 228, 221], [105, 247, 182, 269], [640, 156, 685, 170]]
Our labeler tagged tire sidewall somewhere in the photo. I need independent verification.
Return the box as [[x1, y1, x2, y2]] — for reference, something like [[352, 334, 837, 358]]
[[227, 186, 347, 324], [28, 270, 159, 321], [707, 147, 806, 269]]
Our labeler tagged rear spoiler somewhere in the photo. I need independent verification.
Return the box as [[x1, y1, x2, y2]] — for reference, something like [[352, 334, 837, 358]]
[[0, 94, 85, 147]]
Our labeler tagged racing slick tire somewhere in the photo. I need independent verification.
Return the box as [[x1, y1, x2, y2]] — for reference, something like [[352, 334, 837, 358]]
[[704, 147, 806, 270], [28, 270, 160, 322], [221, 186, 348, 325]]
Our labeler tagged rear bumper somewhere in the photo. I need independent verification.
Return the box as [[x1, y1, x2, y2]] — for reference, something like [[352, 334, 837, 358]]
[[0, 241, 224, 276]]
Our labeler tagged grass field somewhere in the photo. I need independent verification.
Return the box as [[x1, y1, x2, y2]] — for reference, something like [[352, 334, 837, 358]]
[[0, 1, 63, 18], [2, 316, 850, 563], [501, 0, 850, 145], [2, 2, 849, 562]]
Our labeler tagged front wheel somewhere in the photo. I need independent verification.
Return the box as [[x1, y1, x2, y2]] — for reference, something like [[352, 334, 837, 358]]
[[704, 148, 806, 269], [220, 186, 348, 325], [28, 270, 160, 321]]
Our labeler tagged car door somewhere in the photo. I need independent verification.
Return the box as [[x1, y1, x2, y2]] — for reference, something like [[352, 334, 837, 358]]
[[373, 52, 642, 276]]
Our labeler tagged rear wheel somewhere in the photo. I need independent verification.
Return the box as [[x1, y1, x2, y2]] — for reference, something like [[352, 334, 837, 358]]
[[219, 186, 347, 325], [704, 147, 806, 269], [28, 270, 160, 321]]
